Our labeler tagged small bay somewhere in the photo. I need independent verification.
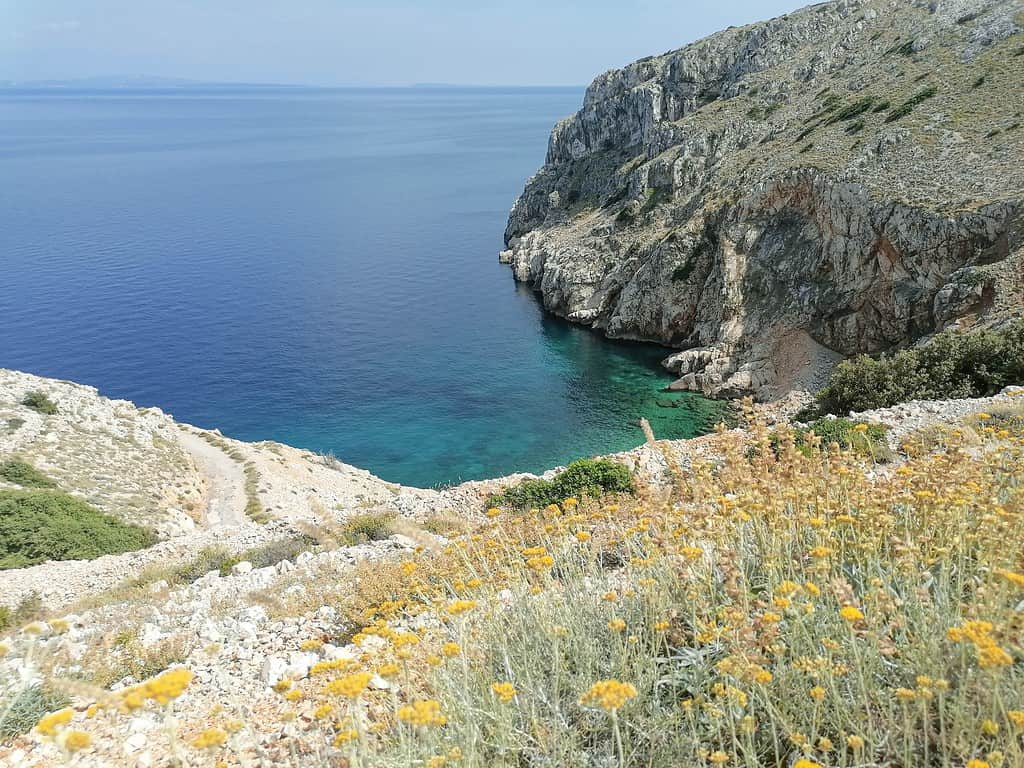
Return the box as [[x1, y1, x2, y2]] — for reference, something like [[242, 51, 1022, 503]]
[[0, 86, 722, 487]]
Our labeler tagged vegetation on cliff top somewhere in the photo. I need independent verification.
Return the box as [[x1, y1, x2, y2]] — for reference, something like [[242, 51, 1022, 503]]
[[20, 391, 58, 416], [816, 319, 1024, 414], [0, 490, 156, 570], [0, 459, 57, 490], [487, 457, 635, 510]]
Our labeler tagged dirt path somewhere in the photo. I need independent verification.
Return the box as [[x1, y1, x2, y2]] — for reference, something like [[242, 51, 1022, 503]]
[[176, 428, 248, 527]]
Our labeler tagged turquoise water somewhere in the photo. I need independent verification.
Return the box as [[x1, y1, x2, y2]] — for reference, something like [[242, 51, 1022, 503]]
[[0, 87, 722, 487]]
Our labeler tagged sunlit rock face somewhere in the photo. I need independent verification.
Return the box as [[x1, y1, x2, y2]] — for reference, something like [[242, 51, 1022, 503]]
[[503, 0, 1024, 398]]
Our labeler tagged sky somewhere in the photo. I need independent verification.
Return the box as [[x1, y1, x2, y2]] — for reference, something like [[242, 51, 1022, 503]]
[[2, 0, 809, 87]]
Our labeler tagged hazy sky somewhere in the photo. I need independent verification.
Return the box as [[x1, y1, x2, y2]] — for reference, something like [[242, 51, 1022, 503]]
[[3, 1, 808, 86]]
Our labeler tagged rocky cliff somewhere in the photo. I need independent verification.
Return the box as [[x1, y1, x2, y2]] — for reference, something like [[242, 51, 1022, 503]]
[[502, 0, 1024, 398]]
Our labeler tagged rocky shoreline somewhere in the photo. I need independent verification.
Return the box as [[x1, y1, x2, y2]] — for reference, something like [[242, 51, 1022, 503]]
[[501, 0, 1023, 399]]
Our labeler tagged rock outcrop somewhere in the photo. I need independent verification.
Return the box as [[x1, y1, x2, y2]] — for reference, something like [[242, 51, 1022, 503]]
[[502, 0, 1024, 398]]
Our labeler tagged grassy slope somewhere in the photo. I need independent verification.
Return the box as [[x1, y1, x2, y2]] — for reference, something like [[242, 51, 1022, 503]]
[[17, 399, 1024, 767]]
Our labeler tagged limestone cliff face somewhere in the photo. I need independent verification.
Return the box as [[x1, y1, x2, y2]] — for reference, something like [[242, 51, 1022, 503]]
[[502, 0, 1024, 398]]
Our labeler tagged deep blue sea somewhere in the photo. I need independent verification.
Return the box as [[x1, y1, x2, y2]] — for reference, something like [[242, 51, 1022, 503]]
[[0, 87, 721, 487]]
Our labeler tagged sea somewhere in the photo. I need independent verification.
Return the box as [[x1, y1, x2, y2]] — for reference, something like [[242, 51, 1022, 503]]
[[0, 86, 722, 487]]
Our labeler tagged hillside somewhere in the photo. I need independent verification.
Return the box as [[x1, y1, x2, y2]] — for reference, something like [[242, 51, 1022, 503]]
[[502, 0, 1024, 399], [2, 368, 1023, 767]]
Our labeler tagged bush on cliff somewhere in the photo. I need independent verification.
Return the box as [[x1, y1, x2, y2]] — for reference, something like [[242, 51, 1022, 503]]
[[0, 489, 156, 569], [817, 320, 1024, 414], [488, 458, 634, 510], [0, 459, 57, 489], [20, 391, 58, 415]]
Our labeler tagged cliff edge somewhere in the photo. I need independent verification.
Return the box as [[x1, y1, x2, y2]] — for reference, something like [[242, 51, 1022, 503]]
[[502, 0, 1024, 398]]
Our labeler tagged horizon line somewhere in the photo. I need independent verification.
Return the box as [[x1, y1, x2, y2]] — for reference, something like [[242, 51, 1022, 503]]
[[0, 76, 587, 90]]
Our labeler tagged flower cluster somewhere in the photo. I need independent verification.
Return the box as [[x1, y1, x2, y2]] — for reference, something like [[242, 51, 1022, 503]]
[[578, 680, 637, 712]]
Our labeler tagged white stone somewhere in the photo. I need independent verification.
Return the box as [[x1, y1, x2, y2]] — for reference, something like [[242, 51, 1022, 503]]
[[261, 655, 289, 686]]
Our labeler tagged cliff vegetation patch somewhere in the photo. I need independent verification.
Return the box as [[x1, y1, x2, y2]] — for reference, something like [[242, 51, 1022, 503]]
[[816, 319, 1024, 414], [488, 458, 634, 511], [19, 391, 57, 416], [0, 459, 57, 489], [0, 489, 156, 569]]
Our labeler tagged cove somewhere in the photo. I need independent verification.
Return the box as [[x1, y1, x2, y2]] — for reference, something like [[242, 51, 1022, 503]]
[[0, 86, 723, 488]]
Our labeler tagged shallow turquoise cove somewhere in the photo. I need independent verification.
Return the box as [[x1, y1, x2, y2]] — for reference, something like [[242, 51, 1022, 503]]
[[0, 85, 723, 488]]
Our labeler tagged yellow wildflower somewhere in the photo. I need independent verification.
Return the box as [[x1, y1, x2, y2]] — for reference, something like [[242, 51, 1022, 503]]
[[445, 600, 478, 616], [323, 672, 373, 700], [579, 680, 637, 712], [442, 642, 461, 657], [62, 730, 91, 753], [839, 606, 864, 622], [996, 569, 1024, 589], [397, 699, 447, 727], [333, 729, 359, 746], [491, 682, 517, 703], [192, 728, 228, 749], [36, 708, 74, 736]]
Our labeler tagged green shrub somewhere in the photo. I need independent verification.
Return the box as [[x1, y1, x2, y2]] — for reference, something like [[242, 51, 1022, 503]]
[[885, 86, 937, 122], [0, 685, 70, 742], [342, 513, 397, 544], [237, 535, 318, 569], [0, 593, 47, 633], [825, 96, 876, 124], [171, 546, 238, 582], [0, 459, 56, 489], [671, 259, 696, 282], [242, 462, 269, 523], [20, 391, 57, 415], [0, 490, 156, 569], [0, 592, 45, 631], [88, 635, 189, 689], [765, 419, 890, 461], [817, 320, 1024, 414], [422, 514, 468, 537], [489, 459, 635, 511]]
